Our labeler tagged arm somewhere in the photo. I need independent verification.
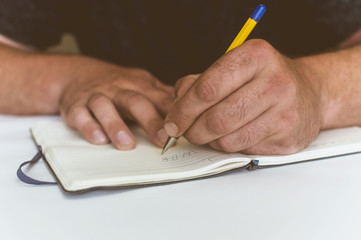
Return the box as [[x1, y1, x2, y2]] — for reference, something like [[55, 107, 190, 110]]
[[164, 31, 361, 155], [0, 39, 72, 114], [0, 34, 174, 149], [297, 43, 361, 129]]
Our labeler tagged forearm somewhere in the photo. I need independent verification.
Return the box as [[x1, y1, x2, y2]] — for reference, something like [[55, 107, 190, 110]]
[[0, 43, 82, 114], [295, 44, 361, 129]]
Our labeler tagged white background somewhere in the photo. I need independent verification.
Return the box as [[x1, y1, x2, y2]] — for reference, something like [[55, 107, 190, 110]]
[[1, 115, 361, 240]]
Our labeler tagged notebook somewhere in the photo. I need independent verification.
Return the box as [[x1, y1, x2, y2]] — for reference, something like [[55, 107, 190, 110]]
[[29, 121, 361, 193]]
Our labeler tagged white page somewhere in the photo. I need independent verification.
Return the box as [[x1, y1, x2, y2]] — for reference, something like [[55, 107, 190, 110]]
[[31, 122, 250, 192]]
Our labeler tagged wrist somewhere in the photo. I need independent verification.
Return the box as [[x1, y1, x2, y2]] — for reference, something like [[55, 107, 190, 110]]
[[26, 54, 102, 114], [293, 55, 331, 129], [293, 48, 361, 129], [25, 53, 80, 113]]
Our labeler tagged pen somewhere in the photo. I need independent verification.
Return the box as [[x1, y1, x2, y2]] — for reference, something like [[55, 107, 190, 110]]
[[161, 4, 266, 155]]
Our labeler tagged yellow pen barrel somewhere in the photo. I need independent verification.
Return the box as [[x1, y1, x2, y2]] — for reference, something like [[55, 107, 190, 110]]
[[226, 18, 257, 53]]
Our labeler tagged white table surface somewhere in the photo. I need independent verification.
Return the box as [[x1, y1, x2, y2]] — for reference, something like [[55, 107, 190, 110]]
[[1, 114, 361, 240]]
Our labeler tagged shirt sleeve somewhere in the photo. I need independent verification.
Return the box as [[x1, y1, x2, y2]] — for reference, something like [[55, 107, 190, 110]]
[[0, 0, 64, 49]]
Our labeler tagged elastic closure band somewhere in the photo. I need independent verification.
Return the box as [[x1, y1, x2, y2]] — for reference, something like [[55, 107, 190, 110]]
[[17, 146, 57, 185]]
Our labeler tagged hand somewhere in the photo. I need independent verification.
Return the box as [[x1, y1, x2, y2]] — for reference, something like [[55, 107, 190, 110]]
[[164, 39, 322, 155], [59, 57, 174, 150]]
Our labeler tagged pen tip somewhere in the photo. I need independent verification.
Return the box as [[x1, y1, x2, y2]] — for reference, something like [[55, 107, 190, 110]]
[[161, 147, 167, 155]]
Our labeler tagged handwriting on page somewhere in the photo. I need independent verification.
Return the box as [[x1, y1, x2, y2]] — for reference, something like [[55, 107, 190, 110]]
[[162, 150, 198, 162]]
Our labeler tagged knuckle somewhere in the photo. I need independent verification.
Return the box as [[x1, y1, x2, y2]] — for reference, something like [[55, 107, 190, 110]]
[[206, 111, 228, 135], [246, 39, 279, 63], [126, 91, 146, 104], [125, 92, 151, 114], [195, 80, 219, 102], [248, 39, 274, 55], [88, 94, 108, 108]]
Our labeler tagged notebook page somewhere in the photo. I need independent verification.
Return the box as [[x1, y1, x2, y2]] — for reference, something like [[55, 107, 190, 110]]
[[255, 127, 361, 165], [32, 122, 250, 191]]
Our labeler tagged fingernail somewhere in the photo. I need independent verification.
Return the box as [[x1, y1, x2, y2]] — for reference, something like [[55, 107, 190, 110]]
[[93, 130, 107, 144], [117, 130, 133, 146], [164, 122, 179, 137], [157, 128, 168, 144]]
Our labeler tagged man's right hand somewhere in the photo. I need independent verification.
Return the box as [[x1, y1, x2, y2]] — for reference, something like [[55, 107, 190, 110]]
[[59, 57, 174, 150]]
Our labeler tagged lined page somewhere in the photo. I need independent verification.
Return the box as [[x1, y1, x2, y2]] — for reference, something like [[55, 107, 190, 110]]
[[32, 122, 250, 191]]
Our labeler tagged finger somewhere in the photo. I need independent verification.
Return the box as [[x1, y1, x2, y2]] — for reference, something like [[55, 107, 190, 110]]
[[120, 71, 175, 116], [241, 125, 315, 155], [175, 74, 199, 100], [184, 75, 275, 145], [155, 80, 175, 98], [142, 86, 175, 116], [88, 94, 136, 150], [164, 40, 269, 137], [64, 104, 109, 145], [240, 135, 296, 155], [114, 90, 168, 147], [208, 108, 279, 153]]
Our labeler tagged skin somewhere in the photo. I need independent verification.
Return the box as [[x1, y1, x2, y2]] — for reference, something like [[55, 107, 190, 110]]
[[1, 27, 361, 155], [164, 32, 361, 155], [0, 34, 174, 150]]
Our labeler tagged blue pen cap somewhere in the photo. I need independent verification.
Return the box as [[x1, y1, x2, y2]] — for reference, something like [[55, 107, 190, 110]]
[[250, 4, 266, 22]]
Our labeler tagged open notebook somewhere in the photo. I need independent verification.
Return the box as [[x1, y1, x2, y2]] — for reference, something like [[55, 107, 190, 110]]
[[29, 121, 361, 193]]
